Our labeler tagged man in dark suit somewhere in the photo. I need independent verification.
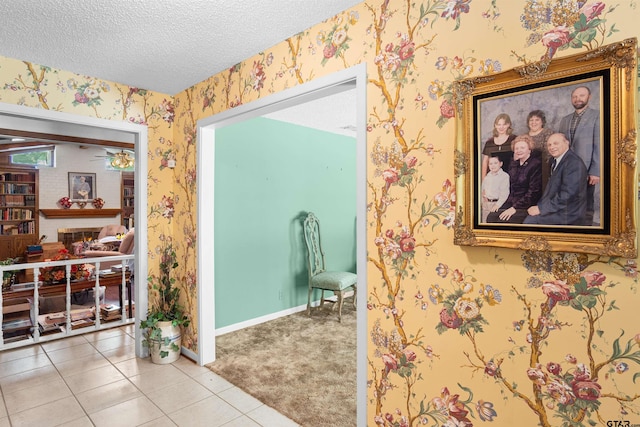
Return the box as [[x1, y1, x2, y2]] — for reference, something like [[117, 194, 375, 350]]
[[558, 85, 600, 225], [524, 133, 588, 225]]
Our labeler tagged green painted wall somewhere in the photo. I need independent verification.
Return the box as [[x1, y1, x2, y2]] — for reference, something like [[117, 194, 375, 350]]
[[214, 117, 356, 327]]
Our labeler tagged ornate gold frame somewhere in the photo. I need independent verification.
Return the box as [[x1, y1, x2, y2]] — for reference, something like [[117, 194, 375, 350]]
[[453, 38, 637, 257]]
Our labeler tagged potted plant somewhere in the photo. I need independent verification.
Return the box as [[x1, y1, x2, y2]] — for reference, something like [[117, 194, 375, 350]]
[[140, 239, 190, 364]]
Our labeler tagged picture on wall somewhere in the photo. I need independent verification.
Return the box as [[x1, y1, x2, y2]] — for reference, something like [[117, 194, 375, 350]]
[[453, 38, 637, 256], [69, 172, 96, 201]]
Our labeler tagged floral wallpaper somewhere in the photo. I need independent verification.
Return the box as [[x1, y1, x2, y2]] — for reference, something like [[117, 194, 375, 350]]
[[0, 57, 179, 342], [1, 1, 639, 426]]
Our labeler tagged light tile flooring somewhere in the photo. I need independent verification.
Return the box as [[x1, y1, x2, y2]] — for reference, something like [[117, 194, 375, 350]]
[[0, 325, 300, 427]]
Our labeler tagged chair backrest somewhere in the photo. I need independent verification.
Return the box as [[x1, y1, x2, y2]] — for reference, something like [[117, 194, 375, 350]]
[[303, 213, 325, 278], [118, 228, 135, 255], [98, 224, 127, 240]]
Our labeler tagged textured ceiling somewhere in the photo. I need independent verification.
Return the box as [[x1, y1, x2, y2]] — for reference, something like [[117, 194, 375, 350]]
[[0, 0, 361, 95]]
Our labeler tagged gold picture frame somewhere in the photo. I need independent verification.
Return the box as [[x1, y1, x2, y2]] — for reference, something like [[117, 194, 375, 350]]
[[453, 38, 637, 257]]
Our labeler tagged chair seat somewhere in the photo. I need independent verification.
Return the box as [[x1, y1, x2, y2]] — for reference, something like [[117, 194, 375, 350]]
[[311, 271, 357, 291]]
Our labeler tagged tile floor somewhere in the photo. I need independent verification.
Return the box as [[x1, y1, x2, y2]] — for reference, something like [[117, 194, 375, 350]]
[[0, 325, 300, 427]]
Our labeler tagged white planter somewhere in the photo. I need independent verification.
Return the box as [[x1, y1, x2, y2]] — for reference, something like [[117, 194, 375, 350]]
[[149, 321, 182, 364]]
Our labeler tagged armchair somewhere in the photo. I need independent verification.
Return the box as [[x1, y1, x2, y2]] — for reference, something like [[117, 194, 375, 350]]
[[98, 224, 127, 240], [83, 228, 135, 271]]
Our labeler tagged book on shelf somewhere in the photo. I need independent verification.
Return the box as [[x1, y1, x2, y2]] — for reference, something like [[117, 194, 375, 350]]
[[100, 304, 122, 322], [71, 319, 95, 330], [2, 317, 33, 331], [39, 323, 64, 335], [110, 264, 128, 272], [46, 312, 66, 322]]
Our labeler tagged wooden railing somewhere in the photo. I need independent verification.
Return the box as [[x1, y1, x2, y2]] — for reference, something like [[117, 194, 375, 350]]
[[0, 254, 135, 350]]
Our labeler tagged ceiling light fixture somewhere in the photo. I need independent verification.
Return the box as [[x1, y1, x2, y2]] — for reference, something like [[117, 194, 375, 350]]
[[110, 150, 134, 169]]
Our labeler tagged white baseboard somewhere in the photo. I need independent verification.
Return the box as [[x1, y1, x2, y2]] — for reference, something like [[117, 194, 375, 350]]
[[215, 303, 308, 336], [215, 290, 356, 336], [181, 346, 198, 363]]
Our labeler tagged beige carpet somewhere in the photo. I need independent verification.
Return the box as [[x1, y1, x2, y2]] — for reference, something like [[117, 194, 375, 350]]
[[207, 299, 356, 427]]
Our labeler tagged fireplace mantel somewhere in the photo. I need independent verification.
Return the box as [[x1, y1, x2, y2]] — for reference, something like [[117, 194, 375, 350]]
[[40, 209, 121, 218]]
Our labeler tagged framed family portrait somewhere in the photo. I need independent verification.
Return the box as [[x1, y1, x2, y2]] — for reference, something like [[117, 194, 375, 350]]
[[453, 38, 637, 257], [68, 172, 96, 201]]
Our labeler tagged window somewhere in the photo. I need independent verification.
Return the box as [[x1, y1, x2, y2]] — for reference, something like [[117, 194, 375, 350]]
[[10, 145, 55, 167]]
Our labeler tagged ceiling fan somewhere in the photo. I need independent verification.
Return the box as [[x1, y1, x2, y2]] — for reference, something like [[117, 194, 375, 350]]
[[93, 149, 135, 168]]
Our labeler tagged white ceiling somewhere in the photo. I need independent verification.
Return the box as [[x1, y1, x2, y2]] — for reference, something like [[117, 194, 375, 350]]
[[0, 0, 361, 95]]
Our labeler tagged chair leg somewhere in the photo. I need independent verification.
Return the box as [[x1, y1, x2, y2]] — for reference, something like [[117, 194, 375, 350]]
[[337, 291, 344, 323], [306, 286, 313, 316], [352, 285, 357, 309]]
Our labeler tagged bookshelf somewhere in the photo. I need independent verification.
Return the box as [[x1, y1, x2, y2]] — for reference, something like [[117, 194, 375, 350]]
[[0, 167, 39, 259], [121, 172, 134, 229]]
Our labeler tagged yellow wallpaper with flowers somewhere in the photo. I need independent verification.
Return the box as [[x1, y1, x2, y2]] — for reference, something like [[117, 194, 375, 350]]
[[0, 56, 179, 344], [0, 1, 639, 425]]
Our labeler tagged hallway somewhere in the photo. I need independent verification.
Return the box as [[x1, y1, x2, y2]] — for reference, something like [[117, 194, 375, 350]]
[[0, 325, 299, 426]]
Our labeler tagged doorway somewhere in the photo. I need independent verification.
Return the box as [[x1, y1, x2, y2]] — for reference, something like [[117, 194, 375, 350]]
[[0, 102, 149, 356], [196, 64, 367, 425]]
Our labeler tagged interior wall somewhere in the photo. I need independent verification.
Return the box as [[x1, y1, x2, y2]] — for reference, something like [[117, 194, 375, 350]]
[[214, 116, 356, 327], [0, 1, 638, 425], [38, 144, 123, 239], [172, 2, 640, 426]]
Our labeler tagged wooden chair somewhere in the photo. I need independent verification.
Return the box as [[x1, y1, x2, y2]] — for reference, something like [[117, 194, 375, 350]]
[[302, 212, 356, 322]]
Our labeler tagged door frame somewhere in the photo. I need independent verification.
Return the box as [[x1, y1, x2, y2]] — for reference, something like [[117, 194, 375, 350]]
[[196, 63, 367, 425], [0, 102, 149, 356]]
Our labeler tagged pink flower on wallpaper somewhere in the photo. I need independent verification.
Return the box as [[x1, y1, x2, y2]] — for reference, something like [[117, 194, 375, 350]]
[[402, 348, 417, 362], [434, 179, 455, 209], [439, 308, 463, 329], [251, 61, 266, 91], [432, 387, 470, 424], [384, 241, 402, 260], [161, 195, 174, 219], [565, 354, 577, 364], [323, 44, 337, 59], [403, 155, 417, 168], [580, 270, 605, 287], [546, 362, 562, 375], [572, 379, 601, 401], [399, 236, 415, 252], [484, 360, 500, 377], [398, 41, 415, 60], [541, 26, 571, 56], [74, 92, 89, 104], [526, 365, 548, 386], [573, 363, 591, 381], [382, 353, 398, 373], [382, 168, 399, 187], [580, 1, 605, 21], [441, 0, 471, 20], [541, 280, 571, 308], [546, 379, 576, 405], [159, 99, 175, 125], [439, 99, 455, 119], [384, 54, 402, 73]]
